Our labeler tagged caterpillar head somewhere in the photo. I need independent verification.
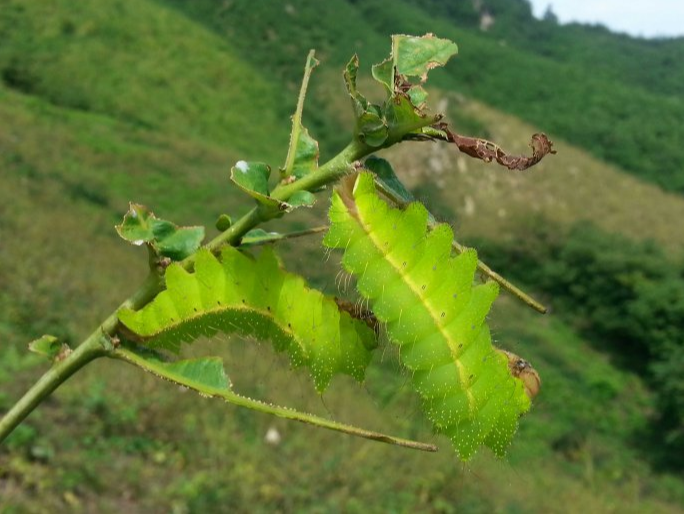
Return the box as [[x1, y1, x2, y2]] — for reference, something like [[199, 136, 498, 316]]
[[334, 297, 380, 335], [500, 349, 541, 400]]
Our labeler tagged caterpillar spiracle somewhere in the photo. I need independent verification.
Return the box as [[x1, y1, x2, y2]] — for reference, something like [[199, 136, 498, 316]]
[[324, 172, 538, 459]]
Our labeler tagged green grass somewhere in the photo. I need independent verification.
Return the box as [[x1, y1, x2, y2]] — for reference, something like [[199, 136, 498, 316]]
[[2, 0, 684, 512], [0, 0, 289, 160]]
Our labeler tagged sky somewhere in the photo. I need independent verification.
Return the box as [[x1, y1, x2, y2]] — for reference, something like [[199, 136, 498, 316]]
[[527, 0, 684, 38]]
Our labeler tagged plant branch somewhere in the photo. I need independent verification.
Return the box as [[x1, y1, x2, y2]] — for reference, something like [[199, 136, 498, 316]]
[[112, 346, 438, 453], [282, 49, 318, 178], [0, 335, 104, 444], [271, 139, 371, 201], [0, 138, 372, 444], [0, 67, 480, 444], [241, 226, 328, 246], [0, 272, 163, 443]]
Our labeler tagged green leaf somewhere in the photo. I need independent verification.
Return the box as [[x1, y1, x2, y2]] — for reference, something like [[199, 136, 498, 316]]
[[230, 161, 289, 211], [344, 54, 369, 116], [122, 346, 231, 392], [385, 93, 429, 138], [215, 214, 232, 232], [407, 85, 428, 108], [241, 228, 279, 245], [357, 112, 388, 147], [115, 204, 205, 261], [288, 190, 316, 208], [152, 222, 205, 262], [364, 156, 414, 204], [119, 247, 377, 392], [28, 335, 64, 360], [372, 34, 458, 99], [231, 160, 271, 197], [290, 126, 319, 179], [393, 34, 458, 80], [371, 57, 394, 94]]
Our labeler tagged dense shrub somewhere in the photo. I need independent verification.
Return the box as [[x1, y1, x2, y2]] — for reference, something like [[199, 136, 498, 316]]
[[473, 223, 684, 467]]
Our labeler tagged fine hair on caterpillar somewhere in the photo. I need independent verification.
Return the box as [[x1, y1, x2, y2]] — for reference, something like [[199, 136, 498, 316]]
[[325, 172, 538, 459], [119, 246, 378, 393]]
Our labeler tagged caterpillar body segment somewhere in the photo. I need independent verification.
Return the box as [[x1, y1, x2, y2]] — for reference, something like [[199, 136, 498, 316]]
[[118, 247, 377, 392], [324, 172, 532, 459]]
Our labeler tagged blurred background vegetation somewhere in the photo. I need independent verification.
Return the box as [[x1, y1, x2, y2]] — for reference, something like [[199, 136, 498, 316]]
[[1, 0, 683, 512]]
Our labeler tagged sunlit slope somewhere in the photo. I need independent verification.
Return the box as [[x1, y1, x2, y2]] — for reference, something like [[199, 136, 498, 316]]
[[0, 0, 289, 160], [384, 96, 684, 256]]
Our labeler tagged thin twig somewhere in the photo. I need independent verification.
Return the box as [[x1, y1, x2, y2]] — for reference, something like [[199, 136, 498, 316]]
[[113, 346, 438, 453], [240, 226, 328, 246], [282, 49, 319, 178]]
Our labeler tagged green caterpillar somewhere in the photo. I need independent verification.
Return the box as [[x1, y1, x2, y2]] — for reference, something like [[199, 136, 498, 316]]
[[324, 172, 535, 459], [118, 246, 377, 392]]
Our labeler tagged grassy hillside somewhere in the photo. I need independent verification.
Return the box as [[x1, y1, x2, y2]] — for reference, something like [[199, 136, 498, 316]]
[[1, 0, 684, 512], [158, 0, 684, 192], [351, 0, 684, 193], [406, 0, 684, 98], [6, 0, 682, 190], [0, 0, 289, 160]]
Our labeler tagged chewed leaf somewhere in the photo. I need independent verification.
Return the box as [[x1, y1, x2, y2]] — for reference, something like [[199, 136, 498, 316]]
[[121, 346, 231, 392], [372, 34, 458, 95], [324, 173, 535, 460], [446, 130, 557, 171], [393, 34, 458, 80], [116, 203, 204, 261], [371, 57, 394, 94], [344, 54, 369, 116], [348, 35, 456, 146], [385, 94, 431, 138], [231, 161, 289, 210], [114, 344, 437, 452], [118, 247, 377, 392], [28, 335, 68, 361], [290, 126, 319, 179]]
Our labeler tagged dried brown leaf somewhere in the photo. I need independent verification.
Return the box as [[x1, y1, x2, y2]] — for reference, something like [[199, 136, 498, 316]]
[[442, 127, 556, 171]]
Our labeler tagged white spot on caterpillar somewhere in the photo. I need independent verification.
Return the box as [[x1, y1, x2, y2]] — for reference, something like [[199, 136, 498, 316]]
[[132, 239, 145, 246], [235, 160, 249, 173]]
